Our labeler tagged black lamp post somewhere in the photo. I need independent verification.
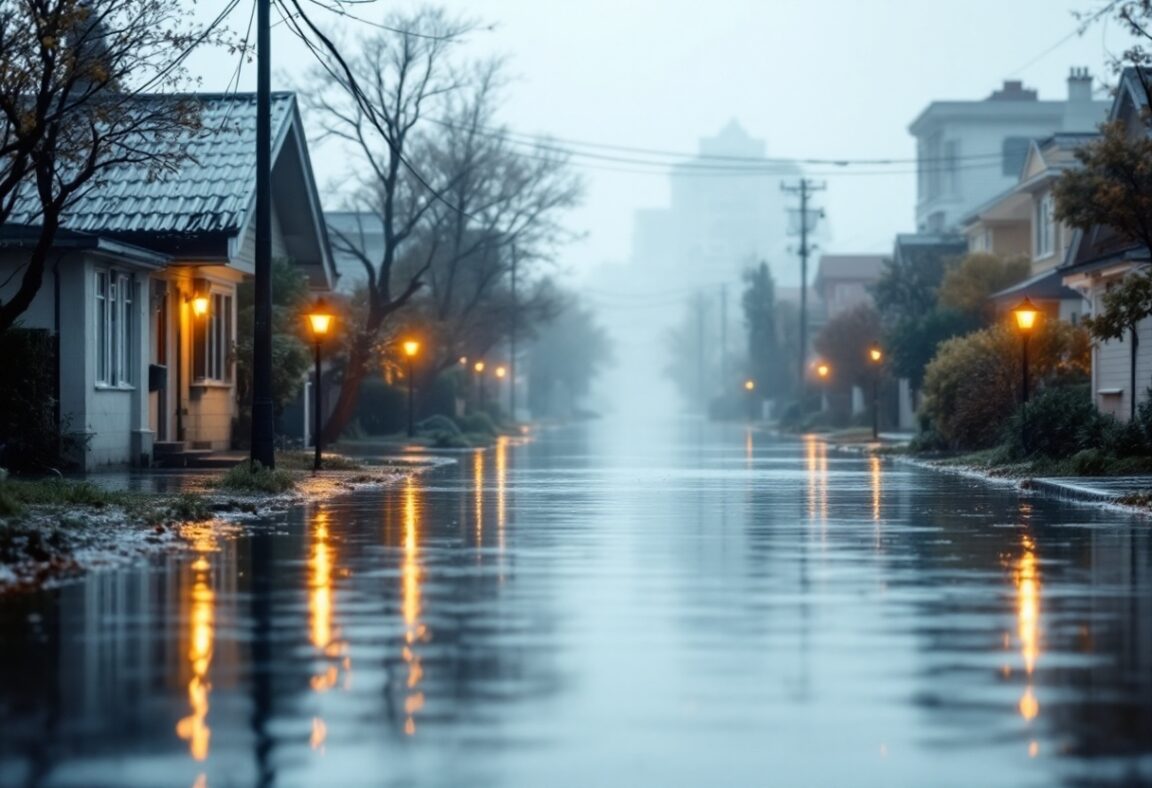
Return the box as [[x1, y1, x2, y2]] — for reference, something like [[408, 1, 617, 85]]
[[306, 299, 334, 471], [403, 340, 420, 438], [1012, 298, 1039, 405], [868, 344, 883, 441]]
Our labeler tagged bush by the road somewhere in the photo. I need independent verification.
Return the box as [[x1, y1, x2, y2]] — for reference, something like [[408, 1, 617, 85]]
[[1001, 385, 1105, 460], [920, 321, 1090, 450]]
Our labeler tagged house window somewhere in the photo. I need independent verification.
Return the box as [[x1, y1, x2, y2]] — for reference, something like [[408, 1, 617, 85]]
[[95, 270, 134, 387], [1035, 192, 1055, 258], [1002, 137, 1031, 176], [192, 291, 233, 383]]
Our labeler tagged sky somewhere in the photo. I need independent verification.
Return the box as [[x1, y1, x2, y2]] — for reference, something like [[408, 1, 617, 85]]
[[186, 0, 1129, 287]]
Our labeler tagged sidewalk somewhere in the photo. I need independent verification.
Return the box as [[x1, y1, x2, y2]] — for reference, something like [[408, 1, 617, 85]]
[[1026, 476, 1151, 505]]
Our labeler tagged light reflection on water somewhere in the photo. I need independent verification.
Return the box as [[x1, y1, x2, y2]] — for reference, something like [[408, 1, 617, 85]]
[[1, 421, 1151, 787]]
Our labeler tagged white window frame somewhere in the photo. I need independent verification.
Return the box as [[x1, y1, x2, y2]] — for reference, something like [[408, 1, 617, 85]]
[[192, 288, 234, 385], [1035, 192, 1055, 259], [94, 269, 135, 388]]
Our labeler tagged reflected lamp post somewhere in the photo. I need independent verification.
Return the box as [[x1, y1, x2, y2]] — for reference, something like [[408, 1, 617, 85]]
[[306, 299, 334, 472], [868, 344, 883, 441], [403, 340, 420, 438]]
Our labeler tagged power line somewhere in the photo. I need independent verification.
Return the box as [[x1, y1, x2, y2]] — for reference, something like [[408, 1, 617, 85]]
[[1006, 0, 1121, 77]]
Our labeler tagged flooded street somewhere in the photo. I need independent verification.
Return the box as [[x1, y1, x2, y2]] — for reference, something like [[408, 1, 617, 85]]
[[2, 421, 1152, 787]]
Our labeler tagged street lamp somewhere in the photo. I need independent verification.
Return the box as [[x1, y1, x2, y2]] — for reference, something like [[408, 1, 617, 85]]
[[743, 379, 756, 421], [1012, 298, 1039, 405], [306, 298, 334, 471], [474, 360, 487, 409], [868, 344, 883, 441], [403, 340, 420, 438]]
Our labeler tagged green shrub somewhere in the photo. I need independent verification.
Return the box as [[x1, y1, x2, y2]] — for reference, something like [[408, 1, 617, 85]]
[[170, 493, 212, 521], [354, 375, 406, 435], [920, 321, 1091, 450], [216, 461, 295, 494], [1002, 386, 1107, 460], [418, 414, 461, 436], [458, 412, 498, 437]]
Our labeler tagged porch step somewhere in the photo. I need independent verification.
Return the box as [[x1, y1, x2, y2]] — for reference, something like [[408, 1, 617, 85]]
[[153, 441, 186, 456], [152, 447, 212, 469]]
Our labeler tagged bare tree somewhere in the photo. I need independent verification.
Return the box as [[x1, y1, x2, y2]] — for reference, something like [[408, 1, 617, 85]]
[[0, 0, 234, 333], [404, 61, 582, 380], [301, 7, 477, 442]]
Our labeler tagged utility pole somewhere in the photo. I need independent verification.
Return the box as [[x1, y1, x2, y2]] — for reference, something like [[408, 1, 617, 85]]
[[250, 0, 275, 469], [719, 283, 728, 399], [782, 179, 825, 408], [509, 246, 518, 422], [695, 291, 706, 414]]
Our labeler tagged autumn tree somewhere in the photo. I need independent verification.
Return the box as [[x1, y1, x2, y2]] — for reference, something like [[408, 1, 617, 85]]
[[937, 252, 1031, 321], [0, 0, 231, 333], [812, 303, 882, 422]]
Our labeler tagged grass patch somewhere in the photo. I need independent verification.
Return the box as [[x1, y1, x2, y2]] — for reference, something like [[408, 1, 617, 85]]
[[215, 461, 296, 494], [275, 451, 363, 471], [169, 493, 213, 521], [0, 479, 129, 517]]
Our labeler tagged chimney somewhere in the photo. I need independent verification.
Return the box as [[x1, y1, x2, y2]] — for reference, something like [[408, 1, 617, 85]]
[[987, 80, 1038, 102], [1063, 67, 1100, 131], [1067, 66, 1093, 103]]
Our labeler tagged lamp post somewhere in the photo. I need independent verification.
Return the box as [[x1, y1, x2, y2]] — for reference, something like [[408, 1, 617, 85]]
[[495, 365, 507, 415], [306, 299, 334, 472], [1012, 298, 1038, 405], [815, 362, 830, 414], [403, 340, 420, 438], [743, 379, 756, 421], [1012, 298, 1039, 456], [474, 360, 486, 410], [868, 344, 883, 441]]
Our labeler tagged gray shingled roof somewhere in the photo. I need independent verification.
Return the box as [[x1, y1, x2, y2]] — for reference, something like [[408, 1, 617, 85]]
[[10, 92, 294, 237]]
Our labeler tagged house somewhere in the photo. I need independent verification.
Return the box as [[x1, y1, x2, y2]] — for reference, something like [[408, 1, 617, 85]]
[[0, 92, 335, 469], [1061, 69, 1152, 421], [909, 69, 1107, 234], [962, 133, 1094, 323], [813, 254, 885, 320]]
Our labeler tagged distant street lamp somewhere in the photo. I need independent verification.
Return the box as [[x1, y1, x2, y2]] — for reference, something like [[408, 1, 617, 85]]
[[306, 299, 335, 472], [1012, 298, 1039, 405], [743, 379, 756, 421], [474, 360, 487, 409], [403, 340, 420, 438], [868, 344, 883, 441]]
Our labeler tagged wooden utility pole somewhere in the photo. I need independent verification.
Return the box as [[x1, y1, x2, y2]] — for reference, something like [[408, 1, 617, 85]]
[[251, 0, 275, 468], [782, 179, 825, 407]]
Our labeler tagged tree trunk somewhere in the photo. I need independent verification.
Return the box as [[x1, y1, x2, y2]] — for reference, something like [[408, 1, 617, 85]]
[[321, 335, 372, 445]]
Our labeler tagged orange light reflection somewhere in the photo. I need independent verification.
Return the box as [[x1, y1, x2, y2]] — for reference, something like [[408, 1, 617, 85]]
[[176, 536, 216, 762], [402, 477, 425, 735], [1015, 534, 1042, 724]]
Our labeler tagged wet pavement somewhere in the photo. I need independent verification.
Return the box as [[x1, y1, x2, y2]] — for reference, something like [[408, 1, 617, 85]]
[[1, 420, 1151, 787]]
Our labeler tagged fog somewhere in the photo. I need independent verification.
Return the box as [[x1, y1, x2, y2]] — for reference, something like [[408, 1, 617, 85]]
[[185, 0, 1127, 419]]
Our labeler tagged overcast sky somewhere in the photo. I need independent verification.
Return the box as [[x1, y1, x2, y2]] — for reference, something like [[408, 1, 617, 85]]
[[187, 0, 1128, 285]]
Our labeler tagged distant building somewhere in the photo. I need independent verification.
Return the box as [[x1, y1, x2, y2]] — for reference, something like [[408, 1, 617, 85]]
[[910, 69, 1108, 234], [629, 120, 802, 289], [813, 254, 886, 320]]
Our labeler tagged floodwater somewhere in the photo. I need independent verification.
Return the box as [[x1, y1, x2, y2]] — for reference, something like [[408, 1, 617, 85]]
[[1, 420, 1151, 787]]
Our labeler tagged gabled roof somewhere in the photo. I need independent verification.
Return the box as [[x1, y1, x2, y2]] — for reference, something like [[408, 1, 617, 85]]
[[9, 92, 335, 287], [1061, 68, 1151, 276]]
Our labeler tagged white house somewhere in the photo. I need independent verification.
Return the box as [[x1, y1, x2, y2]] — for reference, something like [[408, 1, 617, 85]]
[[910, 69, 1107, 234], [0, 92, 334, 469], [1061, 69, 1152, 422]]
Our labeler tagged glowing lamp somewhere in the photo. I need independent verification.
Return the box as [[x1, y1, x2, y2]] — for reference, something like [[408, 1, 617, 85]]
[[403, 340, 420, 358], [817, 363, 830, 379], [306, 298, 334, 339], [191, 294, 209, 317], [744, 379, 755, 391], [474, 360, 485, 373], [1013, 298, 1039, 333], [495, 366, 507, 379], [869, 346, 883, 364]]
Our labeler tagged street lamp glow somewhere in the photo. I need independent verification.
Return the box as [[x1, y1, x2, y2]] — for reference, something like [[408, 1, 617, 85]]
[[403, 340, 420, 358], [474, 360, 485, 373], [305, 298, 335, 472], [744, 379, 755, 391], [458, 356, 468, 365], [307, 299, 334, 338], [816, 363, 830, 379], [1013, 298, 1039, 332], [869, 345, 883, 363], [495, 365, 507, 379]]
